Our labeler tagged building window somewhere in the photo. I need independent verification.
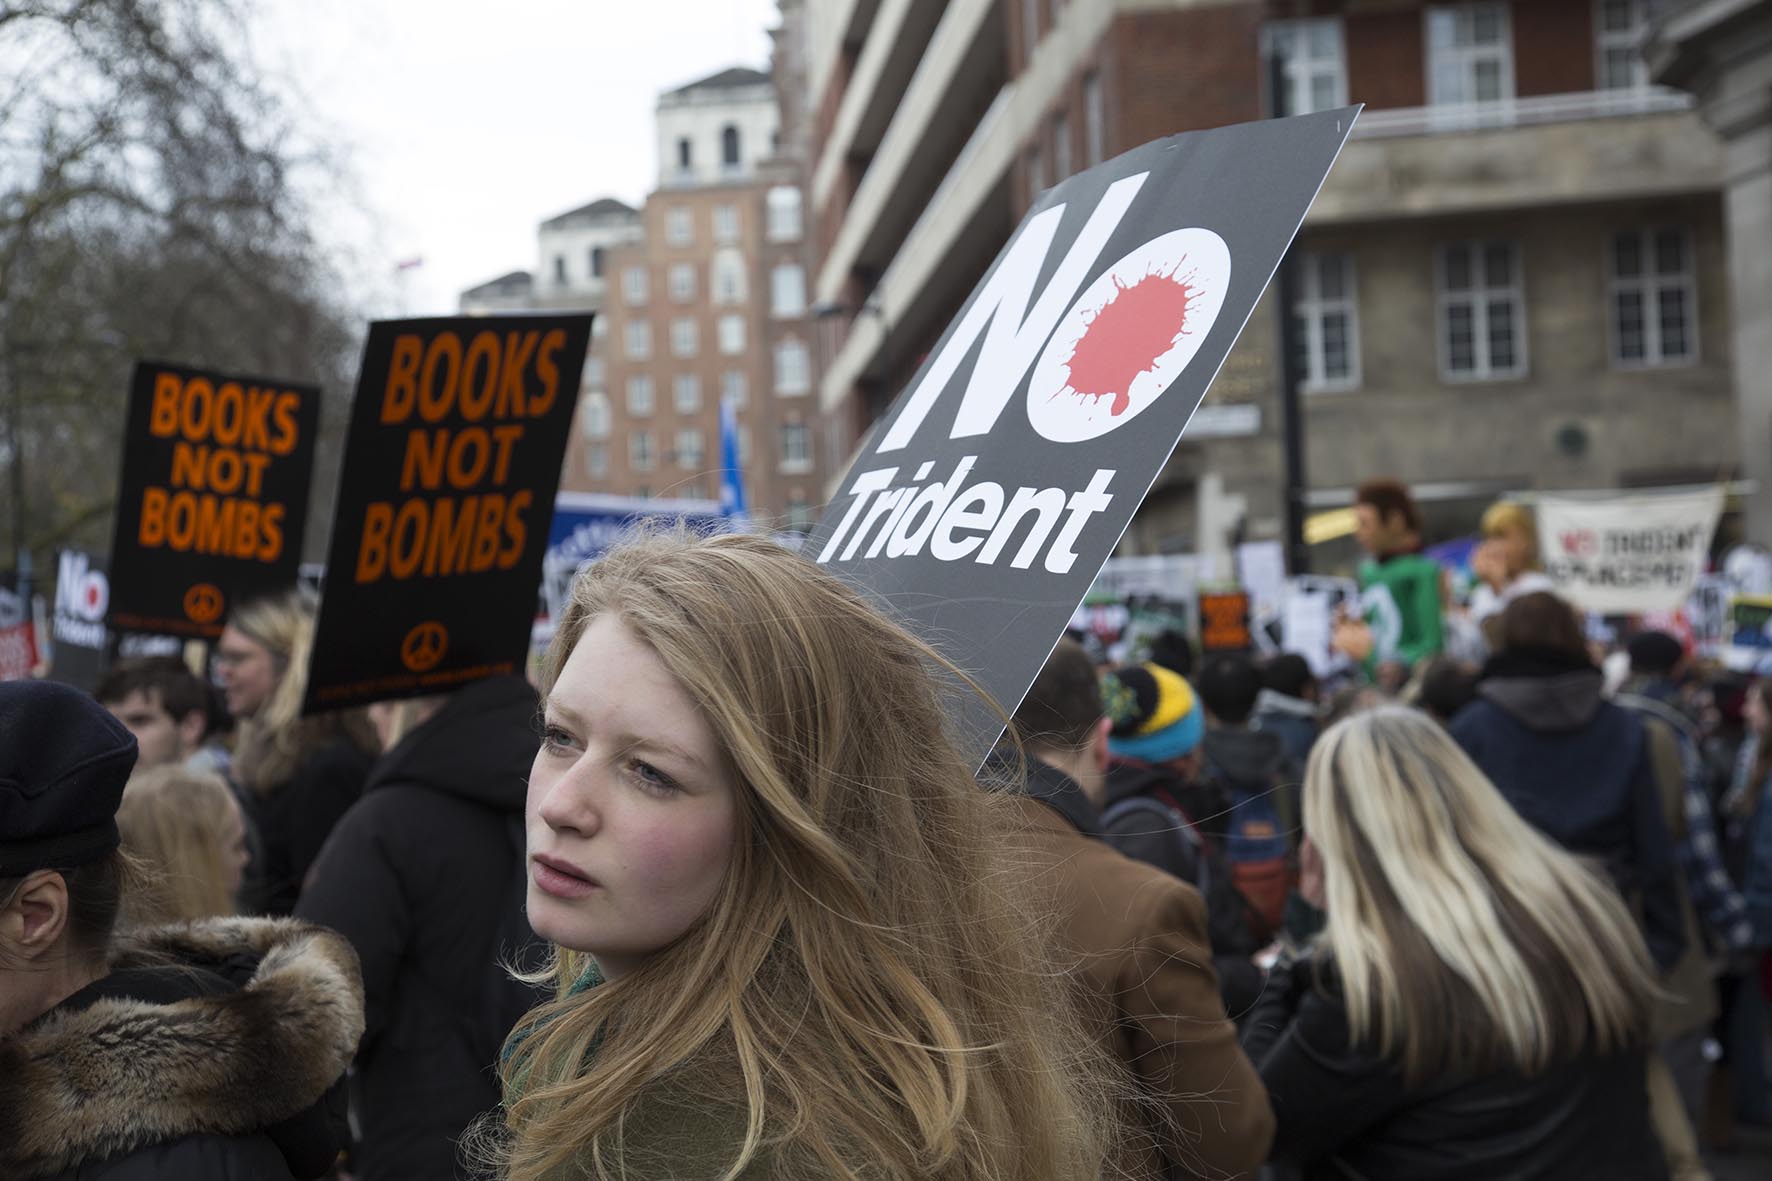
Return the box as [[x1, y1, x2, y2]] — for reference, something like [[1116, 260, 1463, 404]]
[[1052, 111, 1071, 182], [591, 315, 608, 340], [712, 248, 747, 304], [780, 421, 812, 473], [622, 265, 649, 305], [774, 337, 810, 395], [668, 262, 696, 302], [721, 125, 741, 168], [1436, 241, 1526, 381], [1262, 18, 1348, 116], [585, 442, 608, 479], [766, 187, 802, 242], [1609, 228, 1696, 367], [554, 255, 567, 284], [582, 354, 605, 389], [676, 137, 692, 170], [1083, 71, 1104, 168], [630, 430, 656, 472], [666, 206, 693, 247], [670, 317, 698, 358], [718, 313, 746, 355], [624, 319, 652, 360], [1292, 253, 1360, 393], [1596, 0, 1658, 91], [771, 264, 806, 317], [786, 493, 814, 533], [675, 428, 705, 469], [721, 370, 748, 408], [579, 391, 612, 439], [1426, 3, 1514, 109], [1026, 144, 1046, 197], [681, 480, 705, 500], [588, 246, 605, 279], [673, 373, 702, 413], [714, 204, 740, 244], [626, 375, 655, 417]]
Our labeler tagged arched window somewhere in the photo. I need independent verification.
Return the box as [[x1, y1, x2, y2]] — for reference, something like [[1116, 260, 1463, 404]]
[[721, 124, 741, 167], [677, 137, 692, 169]]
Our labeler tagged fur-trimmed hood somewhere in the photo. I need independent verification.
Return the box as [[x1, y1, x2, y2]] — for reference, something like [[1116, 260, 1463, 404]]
[[0, 916, 365, 1179]]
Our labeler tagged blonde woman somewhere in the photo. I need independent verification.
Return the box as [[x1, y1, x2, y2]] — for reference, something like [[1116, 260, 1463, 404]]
[[1468, 500, 1553, 624], [480, 531, 1120, 1181], [217, 589, 376, 913], [116, 766, 250, 924], [1243, 706, 1666, 1180]]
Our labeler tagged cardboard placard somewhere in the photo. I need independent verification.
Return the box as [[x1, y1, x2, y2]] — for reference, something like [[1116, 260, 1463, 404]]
[[0, 573, 38, 680], [540, 491, 723, 623], [48, 549, 109, 691], [303, 315, 593, 712], [1538, 485, 1724, 615], [106, 361, 320, 638], [805, 110, 1356, 762], [1199, 589, 1254, 652]]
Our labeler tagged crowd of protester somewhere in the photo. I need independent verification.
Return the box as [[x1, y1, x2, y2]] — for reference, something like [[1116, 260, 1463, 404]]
[[3, 499, 1771, 1179]]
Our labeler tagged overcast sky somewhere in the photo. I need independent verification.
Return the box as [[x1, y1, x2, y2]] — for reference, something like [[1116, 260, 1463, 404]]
[[256, 0, 781, 317]]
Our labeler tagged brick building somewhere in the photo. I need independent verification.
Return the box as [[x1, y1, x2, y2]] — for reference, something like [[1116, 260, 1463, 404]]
[[806, 0, 1736, 565]]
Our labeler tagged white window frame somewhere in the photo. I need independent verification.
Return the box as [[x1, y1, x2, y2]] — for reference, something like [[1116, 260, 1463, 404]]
[[670, 316, 698, 358], [582, 354, 605, 390], [668, 262, 696, 302], [579, 391, 612, 439], [585, 441, 608, 479], [770, 264, 806, 318], [718, 314, 746, 356], [1083, 71, 1104, 168], [774, 337, 810, 396], [712, 249, 747, 304], [666, 206, 693, 247], [1295, 252, 1361, 393], [675, 428, 704, 470], [673, 373, 702, 414], [1425, 3, 1514, 117], [766, 187, 802, 243], [626, 375, 655, 417], [629, 430, 656, 472], [623, 319, 651, 360], [721, 370, 748, 409], [1435, 240, 1528, 383], [1262, 18, 1348, 116], [622, 266, 649, 305], [714, 204, 741, 244], [1594, 0, 1657, 92], [779, 421, 812, 474], [1607, 227, 1699, 369]]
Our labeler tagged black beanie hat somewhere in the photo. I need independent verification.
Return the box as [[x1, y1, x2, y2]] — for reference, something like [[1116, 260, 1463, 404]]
[[0, 681, 138, 877]]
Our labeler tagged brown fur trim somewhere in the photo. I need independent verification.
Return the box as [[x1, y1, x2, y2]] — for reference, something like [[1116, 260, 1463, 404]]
[[0, 917, 365, 1178]]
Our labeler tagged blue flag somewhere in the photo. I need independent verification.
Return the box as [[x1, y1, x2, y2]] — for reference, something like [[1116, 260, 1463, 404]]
[[718, 395, 750, 529]]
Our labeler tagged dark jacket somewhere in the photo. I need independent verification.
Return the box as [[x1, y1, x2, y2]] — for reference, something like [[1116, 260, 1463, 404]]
[[1449, 651, 1685, 971], [247, 733, 376, 915], [296, 675, 549, 1181], [1252, 689, 1318, 773], [1202, 725, 1300, 839], [1242, 955, 1667, 1180], [0, 918, 363, 1181]]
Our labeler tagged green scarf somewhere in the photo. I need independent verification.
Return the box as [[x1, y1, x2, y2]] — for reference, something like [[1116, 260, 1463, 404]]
[[501, 958, 607, 1102]]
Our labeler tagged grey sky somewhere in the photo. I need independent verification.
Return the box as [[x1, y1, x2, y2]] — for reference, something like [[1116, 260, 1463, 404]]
[[257, 0, 780, 317]]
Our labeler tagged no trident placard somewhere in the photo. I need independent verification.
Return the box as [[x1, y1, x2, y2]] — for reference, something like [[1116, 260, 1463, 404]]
[[805, 109, 1358, 764], [108, 361, 321, 639], [302, 314, 592, 713]]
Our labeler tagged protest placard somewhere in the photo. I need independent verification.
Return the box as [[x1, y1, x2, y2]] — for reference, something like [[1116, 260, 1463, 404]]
[[0, 573, 37, 680], [47, 549, 109, 690], [303, 315, 593, 713], [1199, 589, 1254, 652], [540, 491, 722, 623], [804, 110, 1356, 761], [106, 361, 320, 638], [1537, 486, 1723, 616]]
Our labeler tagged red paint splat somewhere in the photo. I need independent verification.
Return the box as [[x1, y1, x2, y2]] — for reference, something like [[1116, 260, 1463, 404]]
[[1060, 264, 1197, 417]]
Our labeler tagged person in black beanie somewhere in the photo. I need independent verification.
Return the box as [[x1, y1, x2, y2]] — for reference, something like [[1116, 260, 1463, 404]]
[[0, 680, 365, 1181]]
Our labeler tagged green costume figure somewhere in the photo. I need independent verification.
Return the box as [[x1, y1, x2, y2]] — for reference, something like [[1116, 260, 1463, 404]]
[[1335, 479, 1444, 688]]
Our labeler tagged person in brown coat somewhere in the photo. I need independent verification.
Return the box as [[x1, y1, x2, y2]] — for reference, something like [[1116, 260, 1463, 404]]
[[1007, 637, 1276, 1179]]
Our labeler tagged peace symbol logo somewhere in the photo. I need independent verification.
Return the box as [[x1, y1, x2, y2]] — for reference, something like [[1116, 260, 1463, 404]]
[[183, 583, 225, 625], [400, 621, 449, 673]]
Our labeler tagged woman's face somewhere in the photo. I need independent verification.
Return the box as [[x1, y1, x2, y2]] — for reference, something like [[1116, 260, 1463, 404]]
[[214, 626, 278, 719], [526, 614, 739, 978]]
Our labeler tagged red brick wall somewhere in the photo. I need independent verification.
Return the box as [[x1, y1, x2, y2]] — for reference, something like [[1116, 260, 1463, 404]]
[[1513, 0, 1596, 96], [1107, 4, 1265, 147], [1345, 8, 1424, 110]]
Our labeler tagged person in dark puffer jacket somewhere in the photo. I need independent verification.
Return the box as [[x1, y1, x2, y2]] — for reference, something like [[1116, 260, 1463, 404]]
[[0, 681, 362, 1181]]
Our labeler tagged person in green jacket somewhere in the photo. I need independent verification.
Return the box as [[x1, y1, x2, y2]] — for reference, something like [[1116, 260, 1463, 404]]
[[1333, 478, 1445, 690], [478, 531, 1125, 1181]]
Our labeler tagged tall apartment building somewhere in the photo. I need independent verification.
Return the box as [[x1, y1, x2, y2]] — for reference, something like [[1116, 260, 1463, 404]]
[[460, 63, 825, 530], [806, 0, 1737, 563]]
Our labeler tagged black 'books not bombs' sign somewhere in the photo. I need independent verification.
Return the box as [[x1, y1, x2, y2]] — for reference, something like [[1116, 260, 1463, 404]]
[[302, 315, 592, 713], [806, 109, 1358, 765]]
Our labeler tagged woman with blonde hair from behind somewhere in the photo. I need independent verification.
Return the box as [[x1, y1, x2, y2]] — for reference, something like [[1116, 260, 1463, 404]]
[[116, 765, 251, 925], [478, 529, 1121, 1181], [1243, 706, 1667, 1179]]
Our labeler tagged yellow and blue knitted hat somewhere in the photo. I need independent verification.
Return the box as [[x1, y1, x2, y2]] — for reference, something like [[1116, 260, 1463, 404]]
[[1100, 662, 1204, 764]]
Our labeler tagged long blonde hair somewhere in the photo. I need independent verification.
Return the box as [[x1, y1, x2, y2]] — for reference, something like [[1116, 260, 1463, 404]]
[[229, 589, 374, 794], [1305, 706, 1655, 1083], [487, 530, 1118, 1181], [116, 766, 241, 925]]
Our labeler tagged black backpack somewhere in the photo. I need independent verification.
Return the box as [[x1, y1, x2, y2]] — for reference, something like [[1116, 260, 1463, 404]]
[[1102, 781, 1261, 959]]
